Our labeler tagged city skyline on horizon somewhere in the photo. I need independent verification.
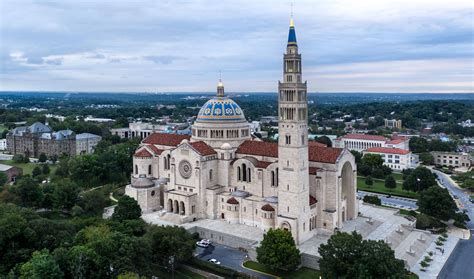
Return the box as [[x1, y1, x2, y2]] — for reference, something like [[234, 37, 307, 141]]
[[1, 0, 473, 93]]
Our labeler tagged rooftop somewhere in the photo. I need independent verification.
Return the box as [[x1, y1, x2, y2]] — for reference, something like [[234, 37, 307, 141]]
[[142, 133, 191, 146], [341, 134, 388, 141], [365, 147, 410, 155]]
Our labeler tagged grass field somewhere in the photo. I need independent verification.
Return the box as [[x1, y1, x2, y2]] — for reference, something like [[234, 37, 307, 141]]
[[0, 160, 57, 176], [391, 172, 404, 181], [243, 261, 321, 278], [357, 176, 418, 199]]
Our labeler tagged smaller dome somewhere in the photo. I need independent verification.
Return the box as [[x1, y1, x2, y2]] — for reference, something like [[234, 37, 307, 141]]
[[221, 143, 232, 150], [261, 204, 275, 211], [227, 197, 239, 204], [263, 196, 278, 204], [231, 190, 250, 198], [132, 176, 155, 188]]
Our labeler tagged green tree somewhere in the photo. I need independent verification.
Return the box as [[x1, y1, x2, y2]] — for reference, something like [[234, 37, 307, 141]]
[[52, 179, 80, 211], [147, 226, 195, 268], [67, 245, 100, 279], [32, 166, 42, 177], [112, 196, 142, 222], [365, 176, 373, 186], [372, 168, 385, 179], [315, 136, 332, 147], [384, 175, 396, 189], [11, 176, 43, 207], [38, 153, 47, 163], [19, 249, 63, 279], [81, 190, 108, 216], [361, 154, 384, 169], [0, 172, 8, 186], [319, 231, 405, 278], [409, 137, 428, 153], [42, 164, 50, 175], [350, 150, 363, 164], [403, 166, 436, 192], [256, 228, 301, 271], [419, 152, 434, 165], [417, 187, 457, 221]]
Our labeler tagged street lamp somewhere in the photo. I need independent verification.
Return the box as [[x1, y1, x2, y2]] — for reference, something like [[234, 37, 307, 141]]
[[169, 255, 175, 279]]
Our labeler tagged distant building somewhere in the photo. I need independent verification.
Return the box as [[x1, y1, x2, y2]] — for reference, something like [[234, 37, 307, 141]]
[[76, 133, 102, 155], [111, 122, 171, 139], [0, 164, 22, 182], [6, 122, 76, 158], [363, 147, 418, 170], [459, 119, 473, 128], [0, 139, 7, 151], [431, 151, 471, 169], [83, 116, 115, 123], [385, 119, 402, 129], [334, 133, 409, 152]]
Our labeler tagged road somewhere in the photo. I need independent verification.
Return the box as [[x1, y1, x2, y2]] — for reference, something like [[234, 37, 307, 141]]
[[357, 190, 418, 210], [195, 243, 274, 279], [432, 169, 474, 279]]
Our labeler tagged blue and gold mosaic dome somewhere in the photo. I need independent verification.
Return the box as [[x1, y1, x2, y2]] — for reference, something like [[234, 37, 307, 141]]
[[196, 97, 246, 122]]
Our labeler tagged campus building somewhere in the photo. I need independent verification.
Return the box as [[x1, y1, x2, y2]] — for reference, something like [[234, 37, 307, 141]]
[[125, 18, 358, 244]]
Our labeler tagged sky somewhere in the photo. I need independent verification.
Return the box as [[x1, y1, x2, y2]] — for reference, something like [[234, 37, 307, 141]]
[[0, 0, 473, 93]]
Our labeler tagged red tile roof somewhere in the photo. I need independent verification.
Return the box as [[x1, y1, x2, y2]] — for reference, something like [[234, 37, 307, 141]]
[[255, 161, 273, 168], [261, 204, 275, 211], [310, 195, 317, 206], [134, 148, 152, 157], [142, 133, 191, 146], [309, 167, 318, 175], [341, 134, 388, 141], [309, 141, 327, 147], [188, 141, 217, 156], [147, 144, 164, 155], [365, 147, 410, 155], [386, 139, 406, 144], [236, 140, 279, 157], [308, 146, 343, 164], [227, 197, 239, 204], [236, 140, 343, 164]]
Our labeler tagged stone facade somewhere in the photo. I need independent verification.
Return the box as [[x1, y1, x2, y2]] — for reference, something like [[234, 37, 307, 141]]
[[7, 122, 76, 158], [126, 19, 358, 244], [432, 151, 472, 169]]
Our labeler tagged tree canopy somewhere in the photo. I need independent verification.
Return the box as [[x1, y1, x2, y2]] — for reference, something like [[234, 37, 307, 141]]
[[417, 187, 457, 221], [256, 228, 301, 271], [318, 231, 405, 278], [112, 196, 142, 222], [402, 166, 437, 192]]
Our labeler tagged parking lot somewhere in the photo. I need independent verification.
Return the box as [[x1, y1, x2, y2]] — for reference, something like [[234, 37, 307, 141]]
[[195, 243, 273, 279]]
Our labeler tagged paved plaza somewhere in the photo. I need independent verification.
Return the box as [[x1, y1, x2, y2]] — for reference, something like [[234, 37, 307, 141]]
[[141, 201, 460, 277]]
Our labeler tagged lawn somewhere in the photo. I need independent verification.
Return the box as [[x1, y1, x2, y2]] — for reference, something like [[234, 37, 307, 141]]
[[0, 160, 57, 176], [391, 172, 404, 181], [243, 261, 321, 278], [357, 176, 418, 199]]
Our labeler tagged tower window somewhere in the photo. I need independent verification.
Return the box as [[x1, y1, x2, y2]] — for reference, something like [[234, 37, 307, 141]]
[[285, 135, 291, 145]]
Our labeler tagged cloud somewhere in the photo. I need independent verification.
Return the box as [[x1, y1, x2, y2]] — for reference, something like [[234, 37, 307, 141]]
[[0, 0, 472, 92]]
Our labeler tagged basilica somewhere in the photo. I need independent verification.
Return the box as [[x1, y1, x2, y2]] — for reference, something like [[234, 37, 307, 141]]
[[125, 18, 358, 244]]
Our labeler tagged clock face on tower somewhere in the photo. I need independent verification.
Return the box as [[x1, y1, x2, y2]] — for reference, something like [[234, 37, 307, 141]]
[[179, 160, 192, 179]]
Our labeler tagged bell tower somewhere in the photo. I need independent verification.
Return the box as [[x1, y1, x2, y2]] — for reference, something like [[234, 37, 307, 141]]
[[277, 17, 311, 243]]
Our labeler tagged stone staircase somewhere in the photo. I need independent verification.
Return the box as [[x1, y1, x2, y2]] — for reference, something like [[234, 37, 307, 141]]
[[160, 212, 184, 224]]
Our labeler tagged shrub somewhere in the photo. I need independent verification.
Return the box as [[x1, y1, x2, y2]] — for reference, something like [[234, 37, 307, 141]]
[[365, 176, 373, 186], [363, 195, 381, 206], [420, 261, 429, 268]]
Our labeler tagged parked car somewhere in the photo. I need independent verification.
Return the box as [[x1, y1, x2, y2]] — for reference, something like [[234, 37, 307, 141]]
[[208, 258, 220, 265], [453, 195, 459, 199], [196, 239, 211, 248]]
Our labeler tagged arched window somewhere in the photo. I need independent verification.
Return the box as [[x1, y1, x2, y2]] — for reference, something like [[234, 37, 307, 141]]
[[166, 154, 171, 170], [135, 165, 138, 175], [209, 169, 213, 181], [276, 168, 279, 186], [271, 171, 275, 186], [237, 166, 241, 181], [163, 157, 167, 169], [247, 168, 251, 182], [148, 165, 152, 175], [242, 163, 247, 182]]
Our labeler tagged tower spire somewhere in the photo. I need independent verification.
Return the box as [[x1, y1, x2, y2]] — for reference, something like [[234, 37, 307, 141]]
[[287, 17, 297, 47], [217, 71, 224, 97]]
